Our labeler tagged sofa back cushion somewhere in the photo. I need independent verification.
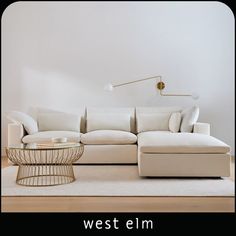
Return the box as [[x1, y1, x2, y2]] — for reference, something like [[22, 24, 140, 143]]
[[87, 114, 131, 132], [136, 107, 182, 133], [137, 113, 171, 132], [28, 107, 86, 133], [38, 113, 81, 132], [86, 107, 135, 133]]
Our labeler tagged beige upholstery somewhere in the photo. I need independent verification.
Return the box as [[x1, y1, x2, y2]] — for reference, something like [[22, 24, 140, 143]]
[[8, 123, 26, 146], [136, 106, 182, 113], [138, 153, 231, 177], [22, 131, 81, 143], [136, 113, 171, 132], [87, 107, 136, 133], [138, 131, 230, 154], [87, 114, 131, 132], [81, 130, 137, 145], [193, 122, 210, 135], [137, 130, 231, 177], [77, 145, 137, 163], [38, 113, 81, 132], [136, 107, 182, 133], [28, 107, 86, 133]]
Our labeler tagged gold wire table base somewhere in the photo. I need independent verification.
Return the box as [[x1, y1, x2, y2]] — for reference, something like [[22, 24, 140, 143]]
[[6, 143, 84, 187], [16, 164, 75, 186]]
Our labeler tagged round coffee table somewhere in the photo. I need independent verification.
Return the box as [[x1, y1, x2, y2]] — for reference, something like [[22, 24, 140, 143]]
[[6, 143, 84, 186]]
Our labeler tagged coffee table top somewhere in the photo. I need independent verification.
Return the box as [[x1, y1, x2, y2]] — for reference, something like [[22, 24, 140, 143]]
[[7, 142, 82, 151]]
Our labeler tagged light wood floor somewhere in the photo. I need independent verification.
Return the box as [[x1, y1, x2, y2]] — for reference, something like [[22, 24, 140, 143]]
[[1, 156, 235, 212]]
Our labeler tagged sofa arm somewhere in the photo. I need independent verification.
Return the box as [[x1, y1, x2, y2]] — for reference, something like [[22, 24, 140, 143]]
[[8, 123, 25, 146], [193, 122, 210, 135]]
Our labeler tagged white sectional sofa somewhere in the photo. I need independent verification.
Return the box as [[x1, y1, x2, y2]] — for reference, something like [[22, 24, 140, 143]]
[[7, 106, 231, 177]]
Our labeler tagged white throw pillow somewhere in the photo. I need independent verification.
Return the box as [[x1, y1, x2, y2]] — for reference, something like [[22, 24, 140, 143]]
[[136, 113, 171, 133], [180, 106, 199, 132], [6, 111, 38, 135], [38, 113, 81, 132], [169, 112, 181, 133], [87, 114, 131, 132]]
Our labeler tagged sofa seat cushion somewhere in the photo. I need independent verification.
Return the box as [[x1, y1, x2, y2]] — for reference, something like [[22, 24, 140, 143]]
[[81, 130, 137, 145], [138, 131, 230, 154], [22, 131, 81, 143]]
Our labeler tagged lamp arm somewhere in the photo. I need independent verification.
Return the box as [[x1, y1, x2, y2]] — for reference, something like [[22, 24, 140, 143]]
[[158, 79, 192, 97], [113, 75, 161, 88], [160, 90, 192, 97], [107, 75, 198, 99]]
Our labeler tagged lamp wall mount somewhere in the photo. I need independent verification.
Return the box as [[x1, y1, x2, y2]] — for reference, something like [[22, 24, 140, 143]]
[[156, 77, 193, 97]]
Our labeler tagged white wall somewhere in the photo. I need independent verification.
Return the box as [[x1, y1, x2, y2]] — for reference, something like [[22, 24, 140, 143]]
[[1, 2, 234, 154]]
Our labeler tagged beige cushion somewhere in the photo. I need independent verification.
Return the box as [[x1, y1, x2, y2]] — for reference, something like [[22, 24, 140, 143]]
[[138, 131, 230, 154], [136, 106, 182, 114], [87, 107, 135, 133], [169, 112, 181, 133], [193, 122, 210, 135], [38, 113, 81, 132], [22, 131, 81, 143], [136, 113, 171, 132], [78, 145, 137, 163], [28, 107, 86, 133], [87, 114, 131, 132], [28, 107, 64, 121], [81, 130, 137, 145]]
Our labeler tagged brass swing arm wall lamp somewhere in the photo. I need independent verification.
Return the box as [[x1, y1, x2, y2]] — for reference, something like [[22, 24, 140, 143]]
[[104, 75, 199, 100]]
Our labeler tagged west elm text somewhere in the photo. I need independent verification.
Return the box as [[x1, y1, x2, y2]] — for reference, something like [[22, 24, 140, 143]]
[[83, 218, 154, 230]]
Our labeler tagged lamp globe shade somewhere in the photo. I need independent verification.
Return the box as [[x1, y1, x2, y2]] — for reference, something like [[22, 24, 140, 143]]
[[104, 83, 114, 92]]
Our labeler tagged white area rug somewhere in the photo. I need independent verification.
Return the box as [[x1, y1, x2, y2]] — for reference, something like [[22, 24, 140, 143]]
[[2, 166, 234, 196]]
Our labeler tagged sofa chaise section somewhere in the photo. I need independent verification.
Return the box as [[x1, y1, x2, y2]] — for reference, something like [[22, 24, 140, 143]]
[[138, 131, 231, 177], [136, 106, 231, 177], [138, 131, 230, 154]]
